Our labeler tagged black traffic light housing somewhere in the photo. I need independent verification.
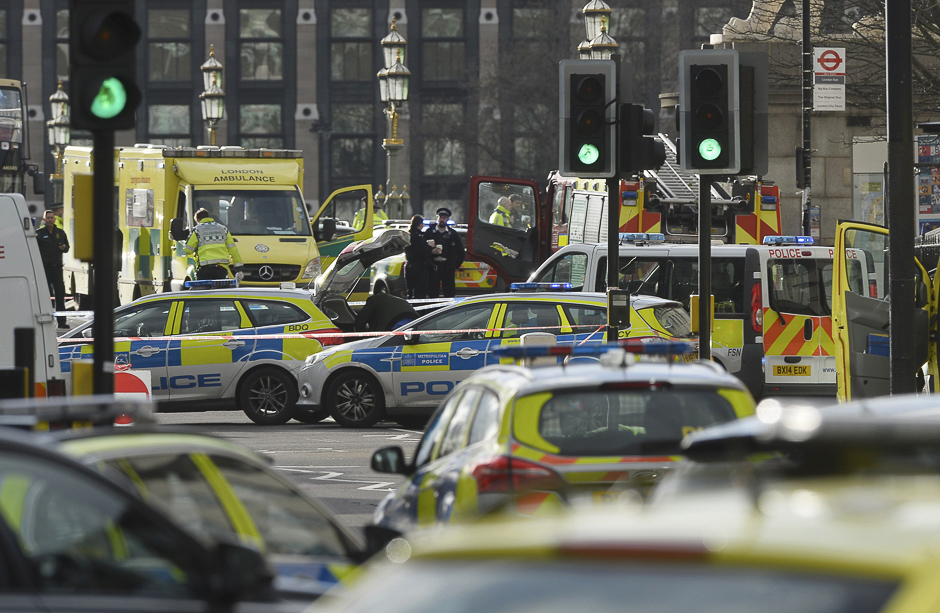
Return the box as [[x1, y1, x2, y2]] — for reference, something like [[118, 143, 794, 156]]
[[621, 104, 666, 173], [679, 49, 740, 175], [737, 51, 769, 176], [69, 0, 141, 131], [559, 59, 616, 178]]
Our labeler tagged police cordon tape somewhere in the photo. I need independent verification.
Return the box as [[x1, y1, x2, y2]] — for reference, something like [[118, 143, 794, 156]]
[[57, 323, 652, 344]]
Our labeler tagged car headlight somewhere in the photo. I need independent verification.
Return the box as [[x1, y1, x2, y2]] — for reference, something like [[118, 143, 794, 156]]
[[302, 257, 321, 280]]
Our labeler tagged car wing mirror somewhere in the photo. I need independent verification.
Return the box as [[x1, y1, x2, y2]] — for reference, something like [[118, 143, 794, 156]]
[[169, 217, 190, 242], [402, 331, 419, 344], [371, 445, 410, 475]]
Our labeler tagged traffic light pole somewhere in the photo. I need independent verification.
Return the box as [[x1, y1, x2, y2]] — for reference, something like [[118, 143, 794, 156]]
[[607, 53, 622, 340], [91, 131, 115, 395], [698, 177, 711, 361]]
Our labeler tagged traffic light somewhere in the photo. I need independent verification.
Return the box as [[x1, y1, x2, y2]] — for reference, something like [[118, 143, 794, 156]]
[[738, 51, 769, 176], [69, 0, 141, 131], [559, 59, 616, 178], [679, 50, 740, 175], [621, 104, 666, 173]]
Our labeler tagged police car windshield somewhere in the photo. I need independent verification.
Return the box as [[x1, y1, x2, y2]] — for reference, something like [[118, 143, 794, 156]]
[[525, 389, 738, 457], [195, 189, 311, 236]]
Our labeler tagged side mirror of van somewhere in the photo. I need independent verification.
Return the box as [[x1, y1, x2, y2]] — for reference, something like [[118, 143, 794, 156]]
[[315, 218, 337, 242], [33, 171, 45, 195], [169, 218, 189, 242]]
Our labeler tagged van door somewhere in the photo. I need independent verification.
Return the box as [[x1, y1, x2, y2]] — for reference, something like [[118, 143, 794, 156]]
[[832, 222, 931, 400], [467, 176, 543, 282]]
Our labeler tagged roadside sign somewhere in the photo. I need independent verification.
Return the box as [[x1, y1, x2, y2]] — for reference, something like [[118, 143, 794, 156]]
[[814, 47, 846, 111]]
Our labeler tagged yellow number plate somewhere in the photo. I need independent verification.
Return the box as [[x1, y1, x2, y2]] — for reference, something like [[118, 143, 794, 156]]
[[456, 272, 474, 280], [773, 364, 811, 376]]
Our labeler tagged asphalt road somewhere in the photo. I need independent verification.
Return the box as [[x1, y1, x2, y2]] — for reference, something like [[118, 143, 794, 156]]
[[155, 395, 839, 531], [155, 411, 423, 531]]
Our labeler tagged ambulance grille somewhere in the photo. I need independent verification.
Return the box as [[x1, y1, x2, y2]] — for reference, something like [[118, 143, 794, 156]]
[[243, 264, 300, 282]]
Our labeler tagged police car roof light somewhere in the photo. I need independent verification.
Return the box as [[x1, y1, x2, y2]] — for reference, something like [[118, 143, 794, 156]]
[[762, 235, 814, 246], [184, 278, 238, 289], [509, 282, 574, 293], [423, 219, 456, 226]]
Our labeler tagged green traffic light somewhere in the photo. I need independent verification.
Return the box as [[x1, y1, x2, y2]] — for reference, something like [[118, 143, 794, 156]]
[[90, 77, 128, 119], [698, 138, 722, 161], [578, 143, 600, 165]]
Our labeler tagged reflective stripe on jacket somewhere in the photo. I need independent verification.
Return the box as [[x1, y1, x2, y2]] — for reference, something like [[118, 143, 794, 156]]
[[489, 204, 511, 227], [352, 207, 389, 231], [184, 218, 243, 267]]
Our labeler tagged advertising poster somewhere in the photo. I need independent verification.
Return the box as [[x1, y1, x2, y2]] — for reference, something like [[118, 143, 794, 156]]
[[917, 136, 940, 233]]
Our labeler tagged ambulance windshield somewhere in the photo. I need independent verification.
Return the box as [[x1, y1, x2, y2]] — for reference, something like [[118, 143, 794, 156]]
[[195, 189, 311, 236]]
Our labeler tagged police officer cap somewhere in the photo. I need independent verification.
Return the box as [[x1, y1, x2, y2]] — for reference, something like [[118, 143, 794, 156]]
[[436, 207, 452, 218]]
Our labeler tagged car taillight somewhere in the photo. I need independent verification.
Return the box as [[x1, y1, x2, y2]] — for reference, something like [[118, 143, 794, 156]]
[[869, 280, 878, 298], [751, 283, 762, 334], [472, 455, 565, 494]]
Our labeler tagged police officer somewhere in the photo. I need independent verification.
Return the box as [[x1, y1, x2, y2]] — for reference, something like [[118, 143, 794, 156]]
[[352, 196, 389, 231], [425, 207, 464, 298], [36, 209, 69, 328], [489, 197, 512, 226], [184, 208, 245, 282]]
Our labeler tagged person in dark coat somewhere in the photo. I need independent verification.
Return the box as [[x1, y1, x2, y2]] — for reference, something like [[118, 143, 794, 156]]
[[36, 209, 70, 328], [404, 215, 435, 299], [424, 207, 465, 298], [355, 293, 418, 332]]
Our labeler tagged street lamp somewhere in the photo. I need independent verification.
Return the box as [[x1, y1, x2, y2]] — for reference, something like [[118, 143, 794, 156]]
[[200, 45, 225, 146], [46, 80, 70, 202], [378, 18, 410, 219]]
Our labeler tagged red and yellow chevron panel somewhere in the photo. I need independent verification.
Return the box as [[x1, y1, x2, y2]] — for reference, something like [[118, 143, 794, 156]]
[[763, 309, 831, 356]]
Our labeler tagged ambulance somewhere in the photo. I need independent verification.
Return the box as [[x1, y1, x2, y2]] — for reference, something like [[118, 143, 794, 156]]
[[61, 145, 376, 305], [524, 234, 842, 399], [0, 193, 65, 397]]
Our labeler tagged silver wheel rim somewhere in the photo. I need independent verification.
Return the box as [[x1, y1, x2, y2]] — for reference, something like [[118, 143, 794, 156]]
[[249, 375, 289, 416], [335, 379, 376, 422]]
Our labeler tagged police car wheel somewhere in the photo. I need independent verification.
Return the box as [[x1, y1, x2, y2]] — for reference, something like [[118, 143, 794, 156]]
[[293, 409, 330, 424], [238, 367, 298, 426], [326, 371, 385, 428]]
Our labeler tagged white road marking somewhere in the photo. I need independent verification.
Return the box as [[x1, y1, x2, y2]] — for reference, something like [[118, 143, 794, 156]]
[[363, 433, 414, 440], [313, 471, 346, 480], [359, 482, 396, 491], [284, 469, 399, 491], [258, 448, 347, 453]]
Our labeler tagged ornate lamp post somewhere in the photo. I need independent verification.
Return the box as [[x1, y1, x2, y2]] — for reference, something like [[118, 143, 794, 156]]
[[378, 18, 410, 219], [46, 80, 70, 202], [199, 45, 225, 146]]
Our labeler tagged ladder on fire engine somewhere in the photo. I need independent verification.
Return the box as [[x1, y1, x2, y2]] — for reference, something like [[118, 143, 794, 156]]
[[645, 134, 733, 206]]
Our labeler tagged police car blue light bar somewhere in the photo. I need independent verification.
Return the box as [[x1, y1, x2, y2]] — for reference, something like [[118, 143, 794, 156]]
[[619, 232, 666, 243], [423, 219, 456, 226], [184, 278, 238, 289], [509, 282, 573, 292], [762, 235, 814, 246], [492, 340, 696, 359]]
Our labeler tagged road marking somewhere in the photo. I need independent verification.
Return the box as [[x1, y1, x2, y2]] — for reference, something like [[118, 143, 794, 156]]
[[277, 465, 359, 469], [358, 482, 396, 492], [258, 448, 347, 453], [363, 433, 415, 440]]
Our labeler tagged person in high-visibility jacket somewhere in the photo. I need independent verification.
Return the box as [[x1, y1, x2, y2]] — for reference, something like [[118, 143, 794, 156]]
[[489, 197, 513, 227], [352, 197, 389, 231], [184, 208, 245, 281]]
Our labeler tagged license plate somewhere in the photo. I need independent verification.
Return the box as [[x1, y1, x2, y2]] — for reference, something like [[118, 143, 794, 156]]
[[456, 272, 474, 280], [773, 364, 811, 376]]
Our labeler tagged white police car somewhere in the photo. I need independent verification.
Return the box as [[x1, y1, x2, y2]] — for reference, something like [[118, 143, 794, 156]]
[[296, 291, 693, 428]]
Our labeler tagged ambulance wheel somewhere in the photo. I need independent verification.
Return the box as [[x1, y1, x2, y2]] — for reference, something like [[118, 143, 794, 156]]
[[293, 409, 330, 424], [238, 367, 298, 426], [326, 370, 385, 428]]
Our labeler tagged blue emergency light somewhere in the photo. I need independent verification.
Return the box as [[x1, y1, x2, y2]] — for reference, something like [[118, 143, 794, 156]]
[[760, 195, 778, 204], [423, 219, 456, 226], [492, 339, 696, 360], [509, 282, 573, 293], [762, 235, 814, 246], [621, 190, 639, 201], [619, 232, 666, 243], [184, 278, 238, 289]]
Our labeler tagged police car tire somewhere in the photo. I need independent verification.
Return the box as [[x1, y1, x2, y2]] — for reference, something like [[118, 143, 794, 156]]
[[237, 367, 298, 426], [325, 370, 386, 428]]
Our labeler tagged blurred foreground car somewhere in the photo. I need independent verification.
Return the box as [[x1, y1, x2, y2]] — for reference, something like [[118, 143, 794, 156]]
[[317, 473, 939, 613], [369, 341, 756, 531], [0, 425, 277, 612]]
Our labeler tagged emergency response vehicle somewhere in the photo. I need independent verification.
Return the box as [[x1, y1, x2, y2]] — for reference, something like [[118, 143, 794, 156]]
[[60, 145, 376, 306], [296, 291, 694, 428], [0, 193, 65, 397], [528, 234, 842, 398], [58, 287, 341, 425], [832, 221, 936, 401], [368, 340, 755, 531]]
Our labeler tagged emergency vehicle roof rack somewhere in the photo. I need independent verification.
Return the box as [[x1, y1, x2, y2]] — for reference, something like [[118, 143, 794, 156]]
[[492, 339, 696, 360], [0, 395, 154, 430], [509, 282, 573, 293], [184, 278, 238, 289], [762, 235, 815, 246]]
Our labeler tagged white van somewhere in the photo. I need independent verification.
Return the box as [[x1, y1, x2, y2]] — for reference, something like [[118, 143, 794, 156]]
[[528, 235, 841, 399], [0, 193, 66, 397]]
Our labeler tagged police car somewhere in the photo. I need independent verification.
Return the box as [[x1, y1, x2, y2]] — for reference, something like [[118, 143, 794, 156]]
[[367, 340, 755, 531], [296, 291, 695, 428], [59, 287, 341, 425]]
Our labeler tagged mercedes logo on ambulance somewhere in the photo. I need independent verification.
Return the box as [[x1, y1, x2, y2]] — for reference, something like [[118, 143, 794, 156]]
[[254, 243, 270, 253], [258, 265, 275, 281]]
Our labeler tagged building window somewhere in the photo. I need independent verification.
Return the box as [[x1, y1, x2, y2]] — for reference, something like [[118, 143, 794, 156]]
[[239, 103, 283, 148], [695, 7, 732, 38], [330, 139, 373, 178], [330, 8, 372, 81], [148, 9, 191, 82], [332, 104, 373, 134], [56, 9, 68, 81], [240, 8, 283, 81], [512, 104, 549, 177], [423, 104, 465, 175], [148, 104, 191, 147], [422, 8, 465, 81]]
